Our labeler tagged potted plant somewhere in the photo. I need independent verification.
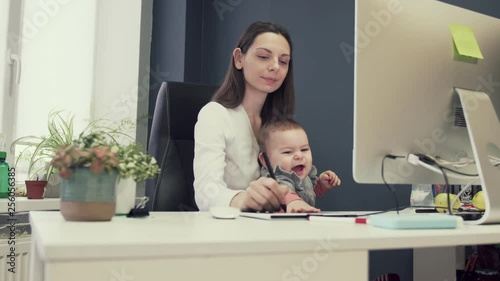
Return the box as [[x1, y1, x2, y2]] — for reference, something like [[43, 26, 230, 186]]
[[12, 110, 160, 219], [10, 111, 76, 197], [49, 136, 120, 221], [10, 111, 136, 198], [71, 132, 160, 215], [115, 143, 160, 215], [49, 130, 160, 221], [25, 174, 47, 199]]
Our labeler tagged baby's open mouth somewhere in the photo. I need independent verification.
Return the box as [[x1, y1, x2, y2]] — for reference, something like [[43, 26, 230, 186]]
[[292, 165, 305, 175]]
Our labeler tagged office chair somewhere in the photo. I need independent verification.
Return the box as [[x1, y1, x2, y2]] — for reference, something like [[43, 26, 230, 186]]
[[373, 273, 400, 281], [146, 81, 218, 211]]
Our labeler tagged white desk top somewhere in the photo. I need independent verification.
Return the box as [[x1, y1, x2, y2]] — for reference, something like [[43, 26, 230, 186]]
[[0, 197, 60, 213], [30, 211, 500, 262]]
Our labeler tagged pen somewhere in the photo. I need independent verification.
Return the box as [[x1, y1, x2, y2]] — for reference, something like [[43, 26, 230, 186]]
[[308, 216, 369, 224], [262, 152, 277, 180], [262, 152, 287, 212]]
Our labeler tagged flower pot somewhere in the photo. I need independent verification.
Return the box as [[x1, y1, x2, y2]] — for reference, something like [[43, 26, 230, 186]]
[[25, 180, 47, 199], [60, 168, 118, 221], [115, 177, 137, 215]]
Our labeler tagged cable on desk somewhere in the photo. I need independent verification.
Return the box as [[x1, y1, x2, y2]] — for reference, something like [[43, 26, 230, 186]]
[[381, 155, 405, 215], [437, 165, 454, 215]]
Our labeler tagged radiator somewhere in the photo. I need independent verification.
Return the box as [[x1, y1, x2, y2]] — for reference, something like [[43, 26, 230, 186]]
[[0, 212, 31, 281], [0, 237, 31, 281]]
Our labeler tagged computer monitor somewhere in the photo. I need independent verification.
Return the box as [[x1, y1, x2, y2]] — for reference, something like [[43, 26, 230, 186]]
[[353, 0, 500, 224]]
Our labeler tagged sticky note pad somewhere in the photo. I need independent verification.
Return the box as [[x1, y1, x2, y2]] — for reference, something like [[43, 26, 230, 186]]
[[369, 214, 462, 229], [450, 23, 483, 59]]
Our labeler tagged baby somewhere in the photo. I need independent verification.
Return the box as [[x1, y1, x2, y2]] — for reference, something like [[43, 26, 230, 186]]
[[258, 117, 341, 212]]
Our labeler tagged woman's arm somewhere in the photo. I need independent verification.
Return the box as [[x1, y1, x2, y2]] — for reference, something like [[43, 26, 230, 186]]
[[194, 103, 241, 211], [230, 178, 288, 211]]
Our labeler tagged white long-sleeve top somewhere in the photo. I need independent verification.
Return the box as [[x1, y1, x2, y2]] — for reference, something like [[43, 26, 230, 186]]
[[193, 102, 260, 211]]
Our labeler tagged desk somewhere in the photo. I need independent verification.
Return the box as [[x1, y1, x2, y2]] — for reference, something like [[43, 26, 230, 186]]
[[29, 211, 500, 281], [0, 198, 59, 281]]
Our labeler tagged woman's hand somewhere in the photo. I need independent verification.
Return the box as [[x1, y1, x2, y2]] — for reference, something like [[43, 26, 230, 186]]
[[287, 200, 321, 213], [318, 170, 341, 190], [230, 177, 288, 212]]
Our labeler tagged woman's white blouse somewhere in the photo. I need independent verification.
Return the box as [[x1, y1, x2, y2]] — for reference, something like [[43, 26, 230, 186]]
[[193, 102, 260, 210]]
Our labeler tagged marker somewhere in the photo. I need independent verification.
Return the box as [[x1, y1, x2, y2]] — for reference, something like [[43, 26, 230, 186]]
[[262, 152, 287, 212], [262, 152, 277, 180]]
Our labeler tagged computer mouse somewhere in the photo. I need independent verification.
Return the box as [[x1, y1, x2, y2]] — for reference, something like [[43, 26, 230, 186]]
[[209, 206, 241, 219]]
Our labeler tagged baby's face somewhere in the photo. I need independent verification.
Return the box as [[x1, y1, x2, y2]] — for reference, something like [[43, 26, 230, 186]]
[[265, 128, 313, 180]]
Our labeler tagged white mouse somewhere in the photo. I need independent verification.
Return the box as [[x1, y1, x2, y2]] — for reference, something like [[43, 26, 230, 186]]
[[209, 206, 240, 219]]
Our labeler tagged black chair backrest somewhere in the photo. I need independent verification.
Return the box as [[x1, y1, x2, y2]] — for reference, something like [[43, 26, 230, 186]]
[[146, 81, 218, 211]]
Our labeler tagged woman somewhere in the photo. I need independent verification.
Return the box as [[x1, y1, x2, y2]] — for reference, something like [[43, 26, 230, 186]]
[[194, 21, 295, 212]]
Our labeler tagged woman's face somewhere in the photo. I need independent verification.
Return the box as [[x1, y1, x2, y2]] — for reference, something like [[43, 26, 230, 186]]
[[263, 128, 313, 180], [234, 32, 291, 95]]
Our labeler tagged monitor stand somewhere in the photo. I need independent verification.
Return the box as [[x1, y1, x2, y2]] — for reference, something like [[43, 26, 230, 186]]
[[456, 88, 500, 224]]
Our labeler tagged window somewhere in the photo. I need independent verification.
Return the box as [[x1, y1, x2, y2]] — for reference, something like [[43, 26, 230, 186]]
[[0, 0, 22, 165], [2, 0, 151, 183]]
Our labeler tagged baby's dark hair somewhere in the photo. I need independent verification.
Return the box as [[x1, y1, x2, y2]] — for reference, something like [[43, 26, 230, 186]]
[[258, 117, 304, 153]]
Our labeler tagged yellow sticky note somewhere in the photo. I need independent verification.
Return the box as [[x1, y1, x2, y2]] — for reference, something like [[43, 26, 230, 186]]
[[450, 23, 483, 59]]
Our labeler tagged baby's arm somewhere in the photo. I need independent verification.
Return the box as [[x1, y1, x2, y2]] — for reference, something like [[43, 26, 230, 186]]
[[287, 199, 321, 213], [277, 177, 319, 213], [284, 190, 302, 205], [314, 170, 341, 196]]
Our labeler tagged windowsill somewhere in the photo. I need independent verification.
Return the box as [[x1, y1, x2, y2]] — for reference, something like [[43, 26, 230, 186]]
[[0, 197, 60, 212]]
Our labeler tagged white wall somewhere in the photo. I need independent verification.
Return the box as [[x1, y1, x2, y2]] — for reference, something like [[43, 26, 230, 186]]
[[92, 0, 143, 126]]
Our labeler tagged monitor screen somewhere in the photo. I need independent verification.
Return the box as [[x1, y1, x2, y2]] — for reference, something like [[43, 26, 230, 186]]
[[353, 0, 500, 184], [353, 0, 500, 224]]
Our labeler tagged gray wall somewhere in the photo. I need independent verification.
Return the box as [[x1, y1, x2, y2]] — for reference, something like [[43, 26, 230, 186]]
[[200, 0, 410, 213], [148, 0, 187, 130], [149, 1, 500, 280]]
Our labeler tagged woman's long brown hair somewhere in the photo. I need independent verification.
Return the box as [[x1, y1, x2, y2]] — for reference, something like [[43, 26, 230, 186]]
[[212, 21, 295, 125]]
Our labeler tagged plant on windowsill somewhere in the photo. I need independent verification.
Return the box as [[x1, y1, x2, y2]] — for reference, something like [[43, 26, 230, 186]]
[[11, 110, 160, 219], [10, 110, 136, 198], [10, 111, 76, 198], [24, 174, 47, 199]]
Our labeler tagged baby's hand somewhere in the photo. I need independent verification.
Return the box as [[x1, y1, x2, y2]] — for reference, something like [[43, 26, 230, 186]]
[[319, 171, 341, 190], [287, 200, 320, 213]]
